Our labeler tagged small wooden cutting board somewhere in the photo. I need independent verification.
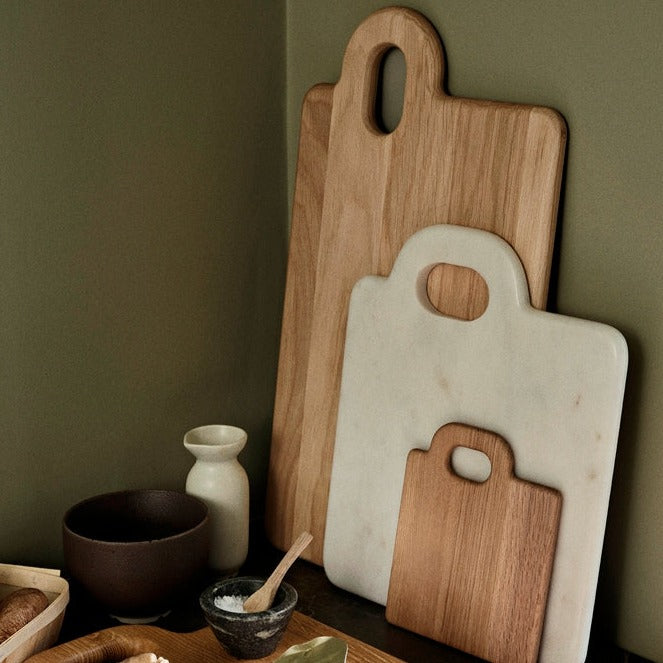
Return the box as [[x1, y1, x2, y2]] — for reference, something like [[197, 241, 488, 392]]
[[386, 423, 562, 663]]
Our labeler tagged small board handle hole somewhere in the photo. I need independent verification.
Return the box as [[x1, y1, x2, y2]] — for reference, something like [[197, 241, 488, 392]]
[[451, 447, 492, 483]]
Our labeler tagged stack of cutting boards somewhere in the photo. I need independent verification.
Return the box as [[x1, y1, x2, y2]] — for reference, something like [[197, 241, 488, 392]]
[[266, 6, 628, 663]]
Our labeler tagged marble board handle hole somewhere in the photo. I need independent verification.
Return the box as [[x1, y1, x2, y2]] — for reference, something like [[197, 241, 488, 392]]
[[426, 263, 489, 321]]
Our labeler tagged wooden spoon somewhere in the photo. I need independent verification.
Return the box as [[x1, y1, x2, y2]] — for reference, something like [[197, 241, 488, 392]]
[[243, 531, 313, 613]]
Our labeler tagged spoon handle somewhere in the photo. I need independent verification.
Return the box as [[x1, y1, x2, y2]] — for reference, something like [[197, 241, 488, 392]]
[[243, 531, 313, 612], [269, 531, 313, 586]]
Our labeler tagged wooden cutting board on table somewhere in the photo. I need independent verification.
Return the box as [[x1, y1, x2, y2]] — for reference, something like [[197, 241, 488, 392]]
[[387, 423, 562, 663], [23, 612, 403, 663], [324, 225, 628, 663], [265, 5, 567, 564]]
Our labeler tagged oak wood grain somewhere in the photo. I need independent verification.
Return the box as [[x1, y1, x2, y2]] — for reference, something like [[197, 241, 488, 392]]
[[24, 611, 403, 663], [266, 83, 333, 557], [386, 423, 562, 663], [266, 6, 566, 564]]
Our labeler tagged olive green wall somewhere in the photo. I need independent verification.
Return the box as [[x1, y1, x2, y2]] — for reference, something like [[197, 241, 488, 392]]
[[0, 0, 286, 566], [286, 1, 662, 660]]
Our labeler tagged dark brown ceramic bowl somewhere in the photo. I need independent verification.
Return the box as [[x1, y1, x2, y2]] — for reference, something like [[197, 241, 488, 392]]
[[63, 489, 210, 623]]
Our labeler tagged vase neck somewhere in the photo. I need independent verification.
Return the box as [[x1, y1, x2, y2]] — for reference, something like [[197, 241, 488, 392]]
[[185, 440, 243, 462]]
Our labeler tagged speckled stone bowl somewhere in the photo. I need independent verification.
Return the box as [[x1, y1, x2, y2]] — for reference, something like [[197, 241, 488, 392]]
[[200, 576, 298, 659]]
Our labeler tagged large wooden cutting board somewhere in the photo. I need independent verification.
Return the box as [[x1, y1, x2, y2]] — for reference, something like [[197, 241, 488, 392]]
[[24, 611, 402, 663], [265, 6, 566, 564], [386, 423, 562, 663], [324, 224, 627, 663], [265, 82, 332, 560]]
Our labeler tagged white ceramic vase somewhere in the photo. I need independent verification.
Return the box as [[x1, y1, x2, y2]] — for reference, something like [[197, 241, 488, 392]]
[[183, 424, 249, 574]]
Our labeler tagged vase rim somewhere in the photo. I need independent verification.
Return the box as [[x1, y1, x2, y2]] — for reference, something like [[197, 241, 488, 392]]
[[183, 424, 247, 450]]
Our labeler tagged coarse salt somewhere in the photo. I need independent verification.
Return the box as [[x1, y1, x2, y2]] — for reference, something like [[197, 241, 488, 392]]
[[214, 594, 247, 613]]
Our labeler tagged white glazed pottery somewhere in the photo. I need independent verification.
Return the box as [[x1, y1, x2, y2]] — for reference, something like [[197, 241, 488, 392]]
[[184, 425, 249, 574]]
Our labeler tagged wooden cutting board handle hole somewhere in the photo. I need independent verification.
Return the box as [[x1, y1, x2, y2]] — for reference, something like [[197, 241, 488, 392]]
[[374, 47, 405, 134], [450, 446, 492, 482], [426, 263, 489, 320], [342, 7, 446, 134]]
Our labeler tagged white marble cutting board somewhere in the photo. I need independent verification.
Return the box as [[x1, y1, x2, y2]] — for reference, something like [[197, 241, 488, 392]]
[[323, 224, 628, 663]]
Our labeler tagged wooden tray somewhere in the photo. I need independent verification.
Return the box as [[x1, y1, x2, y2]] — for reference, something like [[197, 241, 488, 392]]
[[0, 564, 69, 663], [265, 6, 566, 565], [24, 611, 402, 663]]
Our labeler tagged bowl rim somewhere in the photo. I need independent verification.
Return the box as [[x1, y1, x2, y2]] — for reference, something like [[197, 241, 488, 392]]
[[200, 576, 298, 620], [62, 488, 209, 546]]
